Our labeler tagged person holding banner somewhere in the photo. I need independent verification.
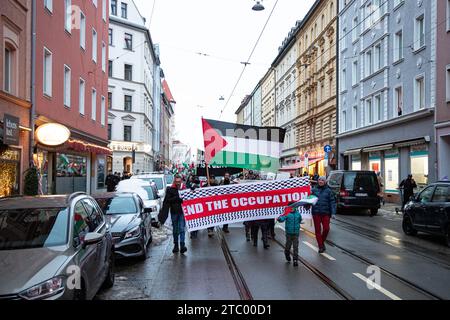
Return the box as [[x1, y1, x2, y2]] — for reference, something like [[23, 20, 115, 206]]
[[164, 175, 188, 254], [220, 172, 231, 233], [207, 175, 219, 238], [310, 176, 336, 253]]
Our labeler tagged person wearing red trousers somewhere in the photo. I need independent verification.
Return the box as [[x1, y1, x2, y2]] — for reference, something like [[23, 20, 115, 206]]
[[309, 176, 336, 253]]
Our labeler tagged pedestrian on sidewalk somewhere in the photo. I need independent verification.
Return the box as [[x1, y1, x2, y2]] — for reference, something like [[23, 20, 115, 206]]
[[105, 171, 117, 192], [377, 172, 385, 206], [163, 174, 188, 254], [399, 174, 417, 210], [310, 176, 336, 253], [277, 202, 303, 267]]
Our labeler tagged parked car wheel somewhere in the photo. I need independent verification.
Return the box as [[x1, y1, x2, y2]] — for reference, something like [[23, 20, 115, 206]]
[[139, 235, 148, 261], [370, 208, 378, 216], [402, 216, 418, 236], [102, 255, 115, 289]]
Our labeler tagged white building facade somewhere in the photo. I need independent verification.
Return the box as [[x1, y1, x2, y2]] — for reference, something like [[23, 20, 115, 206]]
[[107, 0, 158, 174]]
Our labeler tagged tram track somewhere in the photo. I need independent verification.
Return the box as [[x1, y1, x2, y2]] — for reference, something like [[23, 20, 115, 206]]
[[300, 227, 444, 300], [332, 217, 450, 270]]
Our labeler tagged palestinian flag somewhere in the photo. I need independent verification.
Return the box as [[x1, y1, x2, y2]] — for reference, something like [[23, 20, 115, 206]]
[[202, 118, 286, 173]]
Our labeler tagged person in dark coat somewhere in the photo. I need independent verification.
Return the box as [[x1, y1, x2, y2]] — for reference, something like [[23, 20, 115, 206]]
[[220, 172, 231, 233], [162, 175, 187, 254], [251, 219, 270, 249], [188, 177, 201, 239], [105, 171, 116, 192], [310, 176, 336, 253], [399, 174, 417, 209], [207, 175, 219, 238]]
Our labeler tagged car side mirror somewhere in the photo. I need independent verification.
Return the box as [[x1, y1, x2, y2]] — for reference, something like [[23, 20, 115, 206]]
[[82, 232, 104, 248]]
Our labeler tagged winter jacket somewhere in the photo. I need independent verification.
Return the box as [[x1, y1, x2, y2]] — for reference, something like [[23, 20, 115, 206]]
[[163, 186, 184, 216], [311, 185, 336, 216], [278, 208, 302, 235]]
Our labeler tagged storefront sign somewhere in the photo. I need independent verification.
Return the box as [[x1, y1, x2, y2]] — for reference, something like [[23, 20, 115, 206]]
[[36, 123, 71, 146], [3, 114, 19, 145]]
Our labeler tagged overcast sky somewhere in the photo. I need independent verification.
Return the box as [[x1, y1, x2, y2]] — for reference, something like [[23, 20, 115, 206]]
[[134, 0, 315, 153]]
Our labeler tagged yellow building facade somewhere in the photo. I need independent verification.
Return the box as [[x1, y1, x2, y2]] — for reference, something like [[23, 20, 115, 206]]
[[295, 0, 337, 176]]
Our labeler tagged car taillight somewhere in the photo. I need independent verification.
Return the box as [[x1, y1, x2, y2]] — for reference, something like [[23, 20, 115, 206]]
[[340, 190, 349, 197]]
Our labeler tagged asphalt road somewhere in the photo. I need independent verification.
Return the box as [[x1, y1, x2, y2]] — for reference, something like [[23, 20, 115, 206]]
[[96, 208, 450, 300]]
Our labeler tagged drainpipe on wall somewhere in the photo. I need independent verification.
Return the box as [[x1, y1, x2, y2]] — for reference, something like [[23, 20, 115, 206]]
[[29, 0, 36, 167], [335, 3, 340, 171]]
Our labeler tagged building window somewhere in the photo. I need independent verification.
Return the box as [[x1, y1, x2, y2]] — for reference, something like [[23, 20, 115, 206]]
[[101, 96, 106, 126], [108, 92, 112, 109], [365, 99, 372, 125], [93, 0, 97, 7], [374, 94, 382, 122], [64, 0, 71, 33], [125, 33, 133, 50], [124, 64, 132, 81], [384, 150, 399, 194], [92, 88, 97, 121], [414, 15, 425, 50], [341, 110, 347, 132], [44, 0, 53, 12], [365, 50, 372, 76], [108, 124, 112, 140], [64, 65, 71, 107], [447, 0, 450, 31], [79, 78, 85, 115], [124, 95, 132, 111], [111, 0, 117, 15], [124, 126, 132, 141], [395, 86, 403, 117], [92, 29, 97, 62], [108, 28, 113, 45], [121, 3, 128, 19], [410, 145, 429, 189], [4, 47, 13, 93], [108, 60, 113, 77], [80, 12, 86, 49], [43, 48, 52, 96], [394, 30, 403, 62], [352, 105, 358, 129], [102, 42, 106, 72], [414, 76, 425, 110], [446, 65, 450, 102], [352, 60, 358, 86], [352, 16, 358, 42], [374, 43, 382, 71], [102, 0, 107, 21]]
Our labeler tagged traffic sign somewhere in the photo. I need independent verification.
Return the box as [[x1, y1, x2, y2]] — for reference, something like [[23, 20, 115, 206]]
[[324, 145, 332, 153]]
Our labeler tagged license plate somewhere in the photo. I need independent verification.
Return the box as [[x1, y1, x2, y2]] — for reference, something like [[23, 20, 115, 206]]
[[355, 193, 368, 197]]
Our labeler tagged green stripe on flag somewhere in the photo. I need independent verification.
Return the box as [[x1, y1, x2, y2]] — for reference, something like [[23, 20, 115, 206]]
[[210, 150, 280, 173]]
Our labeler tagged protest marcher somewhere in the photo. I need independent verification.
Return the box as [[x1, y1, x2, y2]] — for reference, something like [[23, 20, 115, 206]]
[[220, 172, 231, 233], [309, 176, 336, 253], [163, 175, 188, 254], [251, 219, 270, 249], [189, 176, 201, 239], [207, 175, 219, 238], [105, 171, 117, 192], [277, 202, 303, 267], [399, 174, 417, 210]]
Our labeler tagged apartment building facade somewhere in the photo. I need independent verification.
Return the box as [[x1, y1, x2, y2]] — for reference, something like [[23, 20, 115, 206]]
[[337, 0, 437, 202]]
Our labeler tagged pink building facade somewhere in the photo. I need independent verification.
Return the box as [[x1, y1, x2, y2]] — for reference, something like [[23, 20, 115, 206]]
[[0, 0, 32, 197], [34, 0, 111, 194], [435, 0, 450, 180]]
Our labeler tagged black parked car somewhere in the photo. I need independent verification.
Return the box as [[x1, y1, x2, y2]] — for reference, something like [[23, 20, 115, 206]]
[[93, 192, 152, 260], [402, 181, 450, 246], [0, 193, 114, 300], [328, 170, 381, 216]]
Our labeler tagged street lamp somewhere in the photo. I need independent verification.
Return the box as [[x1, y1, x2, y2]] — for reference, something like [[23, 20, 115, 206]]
[[252, 1, 265, 11]]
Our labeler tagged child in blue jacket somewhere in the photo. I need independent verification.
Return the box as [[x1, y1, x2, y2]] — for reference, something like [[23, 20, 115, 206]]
[[277, 202, 303, 267]]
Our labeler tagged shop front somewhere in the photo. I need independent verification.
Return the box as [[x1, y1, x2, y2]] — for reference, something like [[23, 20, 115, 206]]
[[109, 141, 154, 175]]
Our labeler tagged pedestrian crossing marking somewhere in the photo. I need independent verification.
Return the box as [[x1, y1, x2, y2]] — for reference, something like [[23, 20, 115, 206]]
[[353, 273, 402, 300]]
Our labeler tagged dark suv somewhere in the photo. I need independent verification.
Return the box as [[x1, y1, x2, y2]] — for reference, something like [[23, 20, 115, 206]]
[[0, 193, 114, 300], [328, 170, 381, 216], [402, 181, 450, 246]]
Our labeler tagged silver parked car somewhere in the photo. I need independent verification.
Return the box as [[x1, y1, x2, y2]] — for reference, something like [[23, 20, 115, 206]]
[[0, 193, 115, 300]]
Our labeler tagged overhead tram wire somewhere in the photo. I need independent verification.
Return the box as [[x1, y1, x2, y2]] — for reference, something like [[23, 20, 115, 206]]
[[219, 0, 280, 119]]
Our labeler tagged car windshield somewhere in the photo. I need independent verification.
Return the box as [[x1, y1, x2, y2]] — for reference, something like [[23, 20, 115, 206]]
[[96, 197, 137, 215], [142, 186, 156, 200], [0, 208, 69, 250], [165, 175, 174, 184], [142, 178, 164, 190]]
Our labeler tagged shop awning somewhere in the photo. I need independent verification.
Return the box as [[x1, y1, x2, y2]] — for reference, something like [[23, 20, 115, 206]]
[[362, 144, 394, 152], [343, 148, 362, 156], [279, 162, 303, 171], [394, 137, 428, 148]]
